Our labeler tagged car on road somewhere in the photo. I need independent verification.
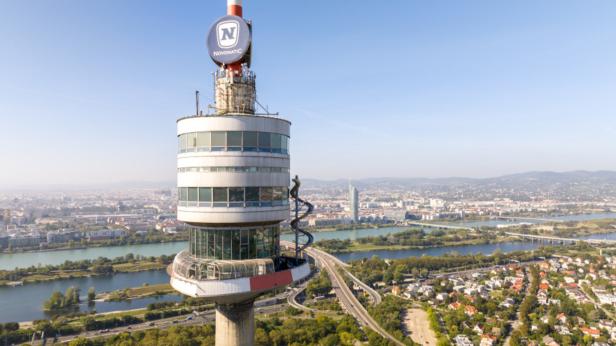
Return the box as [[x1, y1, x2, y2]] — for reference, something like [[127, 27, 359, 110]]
[[148, 322, 155, 327]]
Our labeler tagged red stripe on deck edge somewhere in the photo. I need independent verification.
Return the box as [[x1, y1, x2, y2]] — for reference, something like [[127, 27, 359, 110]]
[[250, 270, 293, 292]]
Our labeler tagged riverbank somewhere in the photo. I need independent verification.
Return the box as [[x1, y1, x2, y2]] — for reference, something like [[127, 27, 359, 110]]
[[1, 237, 187, 255], [0, 255, 172, 287]]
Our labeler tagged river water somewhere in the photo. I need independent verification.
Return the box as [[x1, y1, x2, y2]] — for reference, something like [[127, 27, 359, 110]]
[[0, 212, 614, 323], [0, 270, 182, 323]]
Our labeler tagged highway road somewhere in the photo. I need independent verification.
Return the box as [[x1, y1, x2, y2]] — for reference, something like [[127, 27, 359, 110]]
[[287, 283, 315, 313], [302, 246, 404, 346], [281, 241, 381, 305]]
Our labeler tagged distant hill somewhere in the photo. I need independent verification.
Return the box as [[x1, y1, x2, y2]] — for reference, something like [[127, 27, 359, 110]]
[[305, 171, 616, 187], [303, 171, 616, 200]]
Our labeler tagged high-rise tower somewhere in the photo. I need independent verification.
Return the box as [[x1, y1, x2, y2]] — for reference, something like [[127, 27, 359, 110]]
[[170, 1, 311, 345], [349, 183, 359, 223]]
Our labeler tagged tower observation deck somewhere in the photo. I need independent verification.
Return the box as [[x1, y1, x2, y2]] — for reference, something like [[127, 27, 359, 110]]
[[170, 1, 312, 345]]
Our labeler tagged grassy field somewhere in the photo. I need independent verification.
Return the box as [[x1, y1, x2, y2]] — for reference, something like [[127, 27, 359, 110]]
[[112, 261, 167, 272], [98, 283, 175, 301], [328, 235, 516, 253]]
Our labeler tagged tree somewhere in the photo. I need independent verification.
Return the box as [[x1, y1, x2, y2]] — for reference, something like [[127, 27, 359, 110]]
[[3, 322, 19, 332], [255, 328, 271, 346], [87, 287, 96, 302], [43, 291, 66, 311], [319, 334, 340, 346]]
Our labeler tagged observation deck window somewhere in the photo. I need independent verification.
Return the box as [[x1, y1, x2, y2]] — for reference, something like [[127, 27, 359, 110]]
[[213, 187, 228, 207], [243, 131, 258, 152], [211, 132, 226, 152], [199, 187, 212, 207], [187, 187, 198, 206], [227, 131, 242, 151], [187, 226, 280, 260], [178, 131, 289, 155], [258, 132, 271, 153], [196, 132, 210, 151], [228, 187, 245, 207], [178, 186, 289, 208]]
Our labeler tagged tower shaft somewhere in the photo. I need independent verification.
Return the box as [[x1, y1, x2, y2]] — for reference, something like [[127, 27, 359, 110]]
[[215, 301, 254, 346]]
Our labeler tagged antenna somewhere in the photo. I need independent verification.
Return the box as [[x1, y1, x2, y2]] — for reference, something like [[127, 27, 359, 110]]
[[195, 90, 200, 116]]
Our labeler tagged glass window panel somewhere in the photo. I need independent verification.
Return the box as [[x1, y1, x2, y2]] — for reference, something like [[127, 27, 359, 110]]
[[243, 131, 258, 151], [213, 188, 227, 207], [232, 231, 240, 260], [188, 187, 198, 201], [249, 230, 256, 258], [245, 187, 259, 207], [245, 187, 259, 201], [240, 244, 248, 260], [260, 187, 273, 207], [208, 231, 216, 258], [260, 187, 273, 201], [271, 133, 282, 154], [281, 136, 289, 154], [215, 232, 222, 259], [196, 132, 210, 149], [211, 132, 226, 151], [180, 187, 188, 201], [199, 187, 212, 202], [186, 133, 197, 151], [229, 187, 244, 207], [258, 132, 270, 152], [227, 131, 242, 151], [178, 135, 186, 153], [223, 234, 232, 260]]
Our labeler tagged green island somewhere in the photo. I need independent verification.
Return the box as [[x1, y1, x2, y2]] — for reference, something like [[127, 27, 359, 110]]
[[315, 227, 515, 253], [0, 253, 174, 286], [97, 283, 176, 302]]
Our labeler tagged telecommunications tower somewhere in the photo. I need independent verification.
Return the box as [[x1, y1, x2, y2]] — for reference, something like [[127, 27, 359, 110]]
[[170, 1, 313, 345]]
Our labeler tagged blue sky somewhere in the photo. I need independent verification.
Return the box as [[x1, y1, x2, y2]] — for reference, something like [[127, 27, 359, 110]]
[[1, 0, 615, 187]]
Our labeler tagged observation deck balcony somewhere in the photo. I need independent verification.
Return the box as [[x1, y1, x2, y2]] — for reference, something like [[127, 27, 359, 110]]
[[170, 250, 310, 304]]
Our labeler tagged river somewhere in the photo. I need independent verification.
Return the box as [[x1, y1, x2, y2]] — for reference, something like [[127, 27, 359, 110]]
[[2, 213, 615, 270], [0, 212, 614, 323], [0, 270, 182, 323]]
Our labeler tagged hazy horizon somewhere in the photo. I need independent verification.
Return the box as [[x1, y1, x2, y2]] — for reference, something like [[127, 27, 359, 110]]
[[2, 170, 616, 192], [2, 0, 616, 186]]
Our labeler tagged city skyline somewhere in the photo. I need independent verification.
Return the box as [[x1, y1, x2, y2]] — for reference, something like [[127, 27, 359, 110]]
[[2, 0, 616, 187]]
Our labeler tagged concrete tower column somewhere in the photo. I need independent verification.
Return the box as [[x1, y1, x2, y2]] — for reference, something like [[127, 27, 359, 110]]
[[215, 300, 255, 346]]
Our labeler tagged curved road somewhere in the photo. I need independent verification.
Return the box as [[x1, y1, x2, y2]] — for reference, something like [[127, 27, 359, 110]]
[[302, 246, 404, 346], [281, 241, 381, 305], [287, 284, 315, 313]]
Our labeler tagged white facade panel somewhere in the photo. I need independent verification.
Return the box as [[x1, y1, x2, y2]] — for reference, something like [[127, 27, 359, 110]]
[[177, 115, 290, 136], [178, 207, 289, 224], [178, 172, 289, 187], [177, 155, 289, 168]]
